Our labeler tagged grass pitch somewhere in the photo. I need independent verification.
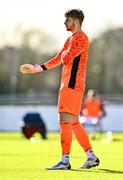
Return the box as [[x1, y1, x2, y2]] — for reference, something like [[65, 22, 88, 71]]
[[0, 132, 123, 180]]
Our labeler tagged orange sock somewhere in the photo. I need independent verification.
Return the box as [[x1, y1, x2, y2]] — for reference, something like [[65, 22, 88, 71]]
[[71, 119, 92, 152], [60, 121, 72, 155]]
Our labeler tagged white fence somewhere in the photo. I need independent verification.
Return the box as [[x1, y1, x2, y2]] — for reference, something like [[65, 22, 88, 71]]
[[0, 104, 123, 132]]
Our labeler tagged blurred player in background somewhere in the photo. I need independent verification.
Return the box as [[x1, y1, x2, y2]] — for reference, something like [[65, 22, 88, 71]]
[[80, 89, 106, 139], [20, 9, 100, 169]]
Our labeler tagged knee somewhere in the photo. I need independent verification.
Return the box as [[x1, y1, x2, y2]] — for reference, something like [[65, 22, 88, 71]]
[[59, 112, 73, 122], [71, 119, 79, 127]]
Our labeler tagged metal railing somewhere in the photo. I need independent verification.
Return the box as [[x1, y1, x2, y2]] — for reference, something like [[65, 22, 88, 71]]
[[0, 94, 58, 105], [0, 94, 123, 105]]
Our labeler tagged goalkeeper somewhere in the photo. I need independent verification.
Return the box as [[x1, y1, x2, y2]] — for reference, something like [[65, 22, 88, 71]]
[[20, 9, 100, 170]]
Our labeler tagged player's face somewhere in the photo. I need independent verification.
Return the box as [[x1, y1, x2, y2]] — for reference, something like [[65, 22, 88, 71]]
[[64, 17, 75, 31]]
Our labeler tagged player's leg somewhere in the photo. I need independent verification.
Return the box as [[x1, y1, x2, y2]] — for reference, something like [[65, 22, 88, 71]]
[[46, 112, 73, 170], [71, 116, 92, 151], [71, 117, 100, 168]]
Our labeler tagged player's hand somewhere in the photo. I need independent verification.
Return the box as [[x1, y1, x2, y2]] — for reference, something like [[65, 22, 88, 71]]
[[19, 64, 43, 74]]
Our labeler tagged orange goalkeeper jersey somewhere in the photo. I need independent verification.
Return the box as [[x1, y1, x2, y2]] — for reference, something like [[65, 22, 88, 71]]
[[41, 31, 89, 92]]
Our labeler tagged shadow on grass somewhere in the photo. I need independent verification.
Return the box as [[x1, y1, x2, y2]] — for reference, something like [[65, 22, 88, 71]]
[[70, 168, 123, 174], [99, 168, 123, 174]]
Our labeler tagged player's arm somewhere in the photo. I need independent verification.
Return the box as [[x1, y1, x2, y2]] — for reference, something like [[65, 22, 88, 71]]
[[40, 49, 64, 71], [20, 39, 69, 74], [61, 35, 89, 65], [99, 101, 106, 118], [41, 38, 69, 70], [81, 100, 88, 116], [20, 51, 63, 74]]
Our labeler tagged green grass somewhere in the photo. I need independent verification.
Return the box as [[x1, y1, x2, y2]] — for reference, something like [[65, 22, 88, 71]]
[[0, 132, 123, 180]]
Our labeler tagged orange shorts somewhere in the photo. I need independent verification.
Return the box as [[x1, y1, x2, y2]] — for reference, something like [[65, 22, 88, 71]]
[[58, 88, 84, 115]]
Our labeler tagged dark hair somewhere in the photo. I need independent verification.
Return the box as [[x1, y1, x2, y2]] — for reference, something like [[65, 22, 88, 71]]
[[87, 89, 98, 97], [65, 9, 84, 26]]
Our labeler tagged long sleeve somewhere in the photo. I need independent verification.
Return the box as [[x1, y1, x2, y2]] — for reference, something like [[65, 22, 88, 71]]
[[41, 50, 62, 70], [41, 38, 70, 71]]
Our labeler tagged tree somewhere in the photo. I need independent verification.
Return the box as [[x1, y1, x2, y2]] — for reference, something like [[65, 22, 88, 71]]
[[0, 28, 60, 94], [86, 27, 123, 95], [1, 27, 123, 95]]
